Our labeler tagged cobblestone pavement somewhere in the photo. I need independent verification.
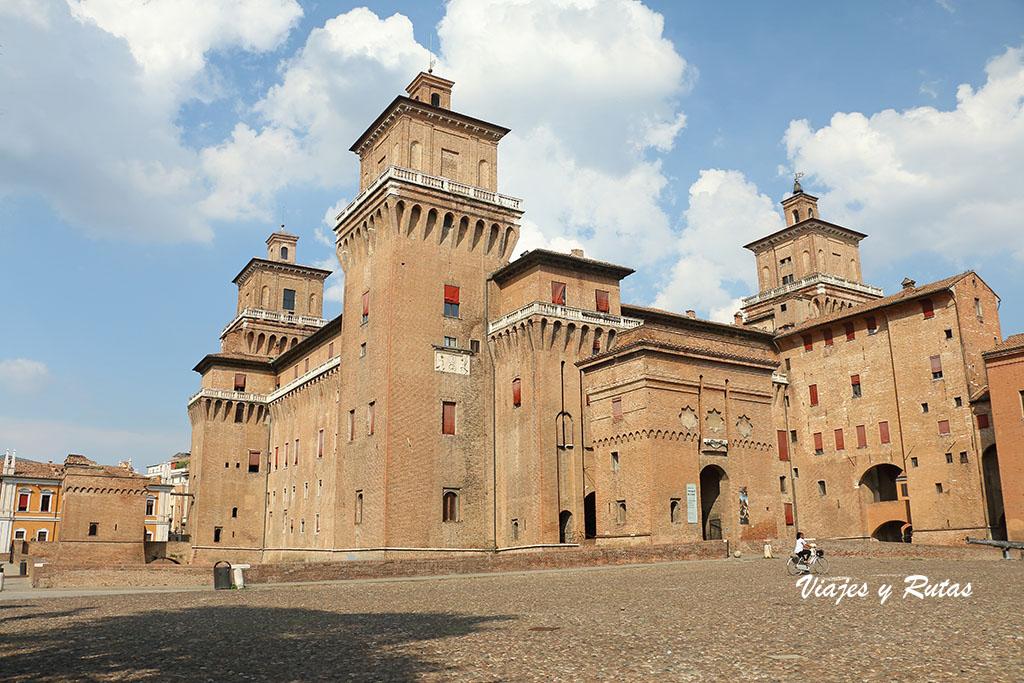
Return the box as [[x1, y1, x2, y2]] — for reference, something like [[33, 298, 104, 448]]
[[1, 556, 1022, 681]]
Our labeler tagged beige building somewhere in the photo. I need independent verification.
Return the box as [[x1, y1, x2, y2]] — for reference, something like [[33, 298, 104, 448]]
[[186, 73, 1015, 564]]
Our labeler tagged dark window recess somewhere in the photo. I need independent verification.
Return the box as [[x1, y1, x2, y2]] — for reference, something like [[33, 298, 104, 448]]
[[232, 507, 239, 518], [865, 316, 878, 334], [803, 334, 813, 352], [954, 396, 962, 407], [280, 246, 288, 260], [945, 328, 953, 339], [946, 453, 953, 464], [851, 374, 861, 398], [823, 329, 834, 346], [470, 340, 480, 353], [921, 299, 934, 319], [911, 457, 919, 467], [977, 413, 990, 429], [213, 527, 222, 543], [234, 403, 245, 423], [551, 281, 567, 305], [817, 480, 827, 496], [362, 291, 369, 324], [844, 322, 855, 341], [431, 93, 441, 107], [444, 285, 460, 317], [88, 522, 98, 536], [248, 451, 260, 473], [442, 491, 458, 522], [283, 289, 296, 311], [960, 451, 969, 464], [922, 403, 929, 413], [813, 432, 823, 454], [790, 430, 797, 443]]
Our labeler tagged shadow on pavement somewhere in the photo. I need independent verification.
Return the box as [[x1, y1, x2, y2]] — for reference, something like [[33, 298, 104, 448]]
[[0, 604, 512, 680]]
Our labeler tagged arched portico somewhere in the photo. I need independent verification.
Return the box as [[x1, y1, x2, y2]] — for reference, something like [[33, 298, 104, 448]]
[[700, 464, 729, 541]]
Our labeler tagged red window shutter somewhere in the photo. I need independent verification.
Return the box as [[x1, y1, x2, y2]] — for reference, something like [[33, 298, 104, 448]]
[[595, 289, 610, 312], [552, 282, 566, 305], [512, 378, 522, 406], [784, 503, 794, 526], [879, 421, 891, 444], [813, 432, 823, 452], [845, 322, 855, 341], [938, 419, 951, 435], [612, 397, 622, 418], [834, 428, 845, 451], [444, 285, 460, 304], [851, 374, 860, 387], [856, 425, 867, 448], [803, 334, 813, 351], [274, 447, 279, 468], [977, 413, 990, 429], [921, 299, 934, 319], [234, 373, 246, 391], [248, 451, 260, 468], [809, 384, 818, 406], [777, 430, 789, 461], [369, 403, 375, 435], [362, 291, 369, 315], [824, 329, 834, 346], [442, 402, 456, 434], [328, 342, 334, 357], [930, 355, 942, 374], [18, 493, 29, 510]]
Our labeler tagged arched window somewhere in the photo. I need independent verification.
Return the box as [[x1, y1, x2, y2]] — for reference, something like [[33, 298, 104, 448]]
[[280, 246, 288, 260], [431, 93, 441, 107], [231, 507, 238, 518], [442, 490, 459, 522], [808, 207, 814, 217], [410, 141, 422, 169], [670, 500, 681, 524], [792, 209, 799, 222]]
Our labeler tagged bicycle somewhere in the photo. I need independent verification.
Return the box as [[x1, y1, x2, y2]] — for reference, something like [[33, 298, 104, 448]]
[[786, 548, 828, 575]]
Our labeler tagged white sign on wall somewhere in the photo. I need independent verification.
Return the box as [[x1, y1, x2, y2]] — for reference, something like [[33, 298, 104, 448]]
[[686, 483, 698, 524]]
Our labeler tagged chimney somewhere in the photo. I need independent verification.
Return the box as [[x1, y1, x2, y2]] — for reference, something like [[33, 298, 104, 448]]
[[901, 277, 916, 291], [686, 310, 696, 319], [734, 312, 743, 325], [570, 249, 584, 258]]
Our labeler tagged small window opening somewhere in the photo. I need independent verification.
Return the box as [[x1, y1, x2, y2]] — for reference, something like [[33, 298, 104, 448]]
[[88, 522, 98, 536], [431, 93, 441, 107], [213, 527, 222, 543], [442, 490, 459, 522], [817, 480, 827, 496], [611, 451, 619, 471]]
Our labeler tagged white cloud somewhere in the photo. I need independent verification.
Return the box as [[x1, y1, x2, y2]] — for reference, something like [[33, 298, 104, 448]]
[[652, 169, 784, 317], [0, 0, 301, 243], [0, 359, 51, 393], [784, 46, 1024, 264]]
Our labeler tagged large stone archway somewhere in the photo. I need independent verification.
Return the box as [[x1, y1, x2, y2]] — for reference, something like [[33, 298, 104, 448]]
[[982, 446, 1007, 541]]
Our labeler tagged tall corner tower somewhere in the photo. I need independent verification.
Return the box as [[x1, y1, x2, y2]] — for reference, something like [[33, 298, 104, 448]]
[[329, 72, 523, 549], [187, 232, 332, 563], [740, 177, 883, 331]]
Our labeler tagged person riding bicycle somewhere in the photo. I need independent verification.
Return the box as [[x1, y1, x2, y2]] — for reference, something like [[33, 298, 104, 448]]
[[794, 532, 812, 572]]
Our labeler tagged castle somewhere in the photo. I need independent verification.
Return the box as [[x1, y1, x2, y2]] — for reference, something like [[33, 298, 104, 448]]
[[185, 73, 1018, 565]]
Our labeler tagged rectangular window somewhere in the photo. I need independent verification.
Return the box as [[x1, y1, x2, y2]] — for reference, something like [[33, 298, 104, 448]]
[[977, 413, 990, 429], [368, 402, 375, 435], [809, 384, 818, 406], [17, 493, 29, 511], [444, 285, 460, 317], [818, 480, 827, 497], [284, 442, 290, 467], [443, 336, 457, 348], [612, 396, 622, 418], [782, 274, 794, 285], [359, 342, 366, 358], [793, 467, 799, 478], [954, 396, 963, 407], [930, 355, 943, 380], [803, 334, 813, 352], [146, 498, 155, 515], [790, 430, 797, 443], [777, 430, 789, 461], [595, 289, 610, 312], [611, 451, 619, 471], [851, 374, 861, 398], [294, 439, 299, 466], [938, 419, 951, 435], [960, 451, 969, 464], [274, 446, 279, 470], [780, 476, 787, 493], [900, 483, 909, 497], [283, 289, 295, 311], [813, 432, 823, 454], [936, 482, 943, 493], [88, 522, 98, 536], [442, 490, 459, 522], [856, 425, 867, 448], [442, 401, 456, 435], [975, 297, 982, 318], [823, 328, 834, 346], [348, 410, 355, 441], [921, 299, 934, 319], [304, 358, 309, 373], [922, 402, 929, 413], [512, 378, 522, 406], [234, 373, 246, 391], [911, 457, 918, 467], [945, 452, 953, 464], [784, 502, 794, 526], [592, 338, 600, 355], [234, 403, 245, 423], [616, 500, 627, 525], [329, 342, 334, 357], [362, 291, 369, 324], [551, 281, 566, 305], [844, 322, 855, 341], [248, 450, 260, 473], [40, 493, 51, 512], [318, 429, 324, 457], [834, 428, 845, 451], [470, 340, 480, 353], [315, 513, 320, 535], [945, 328, 953, 339], [865, 316, 877, 334]]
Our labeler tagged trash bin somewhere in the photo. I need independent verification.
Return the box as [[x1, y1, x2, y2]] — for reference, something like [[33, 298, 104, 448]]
[[213, 560, 232, 590], [19, 560, 27, 576]]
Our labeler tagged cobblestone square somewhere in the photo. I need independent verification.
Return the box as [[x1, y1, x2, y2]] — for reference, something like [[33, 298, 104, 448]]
[[1, 557, 1022, 681]]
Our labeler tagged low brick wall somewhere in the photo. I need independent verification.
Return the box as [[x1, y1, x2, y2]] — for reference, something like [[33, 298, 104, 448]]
[[33, 564, 211, 588], [823, 538, 1016, 561], [249, 542, 727, 584]]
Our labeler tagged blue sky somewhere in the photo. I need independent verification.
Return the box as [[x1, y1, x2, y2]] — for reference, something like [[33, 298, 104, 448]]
[[2, 0, 1022, 467]]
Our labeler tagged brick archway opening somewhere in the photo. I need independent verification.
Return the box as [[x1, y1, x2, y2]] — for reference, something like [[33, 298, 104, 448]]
[[700, 464, 728, 541]]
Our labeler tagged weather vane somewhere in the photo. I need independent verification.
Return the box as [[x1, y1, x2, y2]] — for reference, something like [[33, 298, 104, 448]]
[[794, 171, 805, 183]]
